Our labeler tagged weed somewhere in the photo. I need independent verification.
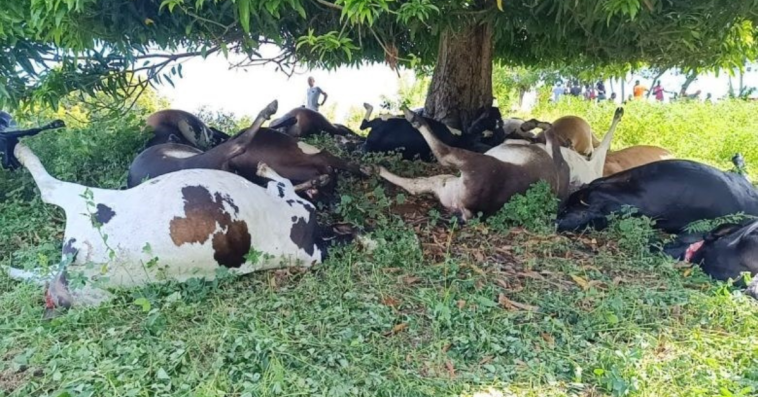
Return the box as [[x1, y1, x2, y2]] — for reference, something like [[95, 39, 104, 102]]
[[486, 181, 559, 234]]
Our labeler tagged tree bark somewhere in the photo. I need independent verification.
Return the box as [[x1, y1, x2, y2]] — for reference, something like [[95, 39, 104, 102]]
[[424, 21, 493, 130]]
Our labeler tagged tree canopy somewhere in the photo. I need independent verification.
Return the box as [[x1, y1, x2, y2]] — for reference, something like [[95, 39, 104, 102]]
[[2, 0, 757, 109]]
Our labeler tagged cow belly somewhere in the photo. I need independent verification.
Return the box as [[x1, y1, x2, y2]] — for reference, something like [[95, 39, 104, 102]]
[[60, 170, 320, 288]]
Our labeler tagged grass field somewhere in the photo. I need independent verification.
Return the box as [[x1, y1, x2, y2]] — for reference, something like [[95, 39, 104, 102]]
[[1, 100, 757, 396]]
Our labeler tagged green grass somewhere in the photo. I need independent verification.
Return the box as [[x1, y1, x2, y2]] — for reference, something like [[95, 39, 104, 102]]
[[2, 101, 758, 396]]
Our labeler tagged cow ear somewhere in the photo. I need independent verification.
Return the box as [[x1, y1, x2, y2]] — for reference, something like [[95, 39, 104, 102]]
[[705, 223, 744, 241]]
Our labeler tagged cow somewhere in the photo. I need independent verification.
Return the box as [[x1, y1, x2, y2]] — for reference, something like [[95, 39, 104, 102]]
[[128, 101, 365, 201], [359, 103, 497, 161], [269, 107, 357, 139], [1, 123, 364, 317], [603, 146, 674, 177], [144, 109, 230, 150], [557, 160, 758, 233], [373, 108, 570, 220], [663, 219, 758, 295]]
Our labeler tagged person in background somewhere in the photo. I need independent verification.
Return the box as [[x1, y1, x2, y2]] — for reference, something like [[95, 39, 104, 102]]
[[570, 81, 582, 96], [596, 81, 607, 101], [652, 81, 665, 102], [633, 80, 648, 100], [552, 82, 565, 102], [305, 76, 328, 112], [609, 92, 617, 102], [705, 93, 713, 103]]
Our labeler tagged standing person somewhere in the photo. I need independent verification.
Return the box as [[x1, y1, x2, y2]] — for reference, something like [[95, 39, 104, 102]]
[[633, 80, 648, 100], [570, 81, 582, 96], [596, 80, 607, 101], [305, 76, 328, 112], [610, 92, 617, 102], [552, 83, 565, 102], [652, 81, 665, 102]]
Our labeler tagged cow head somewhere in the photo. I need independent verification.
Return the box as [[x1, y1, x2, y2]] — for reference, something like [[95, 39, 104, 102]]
[[556, 188, 615, 231], [468, 106, 506, 146], [684, 220, 758, 284], [1, 119, 65, 170]]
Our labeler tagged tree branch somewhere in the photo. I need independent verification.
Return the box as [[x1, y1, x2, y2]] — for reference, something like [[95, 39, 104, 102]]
[[314, 0, 343, 11]]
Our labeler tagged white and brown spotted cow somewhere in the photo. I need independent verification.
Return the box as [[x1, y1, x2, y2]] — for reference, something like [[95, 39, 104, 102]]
[[3, 129, 360, 317]]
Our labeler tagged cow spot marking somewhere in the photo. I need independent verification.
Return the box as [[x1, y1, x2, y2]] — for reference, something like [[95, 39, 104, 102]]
[[170, 185, 251, 268], [289, 214, 318, 257], [62, 238, 78, 258], [94, 204, 116, 225]]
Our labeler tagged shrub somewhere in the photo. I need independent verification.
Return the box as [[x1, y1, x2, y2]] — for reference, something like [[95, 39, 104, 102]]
[[486, 180, 559, 234]]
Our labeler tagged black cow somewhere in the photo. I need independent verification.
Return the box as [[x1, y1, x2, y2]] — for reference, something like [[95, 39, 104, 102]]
[[359, 103, 497, 161], [557, 160, 758, 233], [664, 219, 758, 292]]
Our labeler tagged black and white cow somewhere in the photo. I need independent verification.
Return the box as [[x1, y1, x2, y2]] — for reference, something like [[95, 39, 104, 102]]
[[2, 121, 362, 316]]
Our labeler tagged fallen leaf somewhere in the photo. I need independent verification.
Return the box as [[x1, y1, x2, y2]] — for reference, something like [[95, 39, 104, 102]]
[[683, 268, 693, 277], [381, 296, 400, 307], [498, 294, 539, 312], [495, 279, 509, 290], [612, 276, 625, 286], [581, 265, 600, 272], [456, 300, 466, 309], [445, 360, 456, 378], [541, 332, 555, 346], [384, 323, 408, 336], [402, 276, 421, 285], [479, 356, 494, 365], [474, 251, 485, 262], [442, 343, 451, 353], [467, 263, 486, 276], [383, 267, 402, 273], [521, 270, 545, 280], [571, 275, 591, 290]]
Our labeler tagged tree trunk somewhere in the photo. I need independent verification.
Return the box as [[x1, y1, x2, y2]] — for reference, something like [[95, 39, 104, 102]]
[[424, 21, 493, 130], [680, 71, 698, 95]]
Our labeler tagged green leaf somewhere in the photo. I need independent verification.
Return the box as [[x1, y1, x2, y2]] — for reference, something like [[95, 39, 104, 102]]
[[496, 0, 504, 12], [237, 0, 251, 33], [134, 297, 151, 312]]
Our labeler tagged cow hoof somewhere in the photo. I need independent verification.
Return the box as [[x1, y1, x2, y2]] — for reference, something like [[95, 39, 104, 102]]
[[262, 100, 278, 119], [615, 107, 624, 119]]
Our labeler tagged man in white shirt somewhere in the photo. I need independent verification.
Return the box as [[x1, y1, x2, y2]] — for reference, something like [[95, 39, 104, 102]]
[[305, 77, 328, 111]]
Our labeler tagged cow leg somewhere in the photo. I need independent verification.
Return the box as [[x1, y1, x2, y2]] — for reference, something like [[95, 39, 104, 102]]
[[592, 107, 624, 158], [379, 167, 474, 220], [402, 108, 471, 169], [363, 103, 374, 121], [256, 162, 298, 199]]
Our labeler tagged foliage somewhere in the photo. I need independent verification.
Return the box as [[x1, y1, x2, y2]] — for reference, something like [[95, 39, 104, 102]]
[[603, 207, 659, 256], [684, 213, 757, 234], [195, 106, 253, 134], [492, 64, 543, 109], [379, 71, 430, 113], [486, 181, 559, 235], [2, 0, 758, 108]]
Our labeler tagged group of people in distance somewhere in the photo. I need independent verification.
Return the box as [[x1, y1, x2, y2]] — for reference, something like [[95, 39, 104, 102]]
[[553, 79, 711, 104], [553, 80, 615, 103]]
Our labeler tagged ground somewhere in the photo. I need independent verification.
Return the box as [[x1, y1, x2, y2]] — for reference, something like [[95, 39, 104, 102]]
[[1, 101, 758, 397]]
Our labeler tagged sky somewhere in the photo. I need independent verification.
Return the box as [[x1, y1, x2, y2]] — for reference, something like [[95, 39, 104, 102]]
[[156, 45, 758, 122], [157, 45, 403, 123]]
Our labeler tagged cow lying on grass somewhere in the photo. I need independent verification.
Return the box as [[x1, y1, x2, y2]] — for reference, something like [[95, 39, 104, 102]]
[[557, 160, 758, 233], [2, 120, 363, 317], [374, 108, 570, 220]]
